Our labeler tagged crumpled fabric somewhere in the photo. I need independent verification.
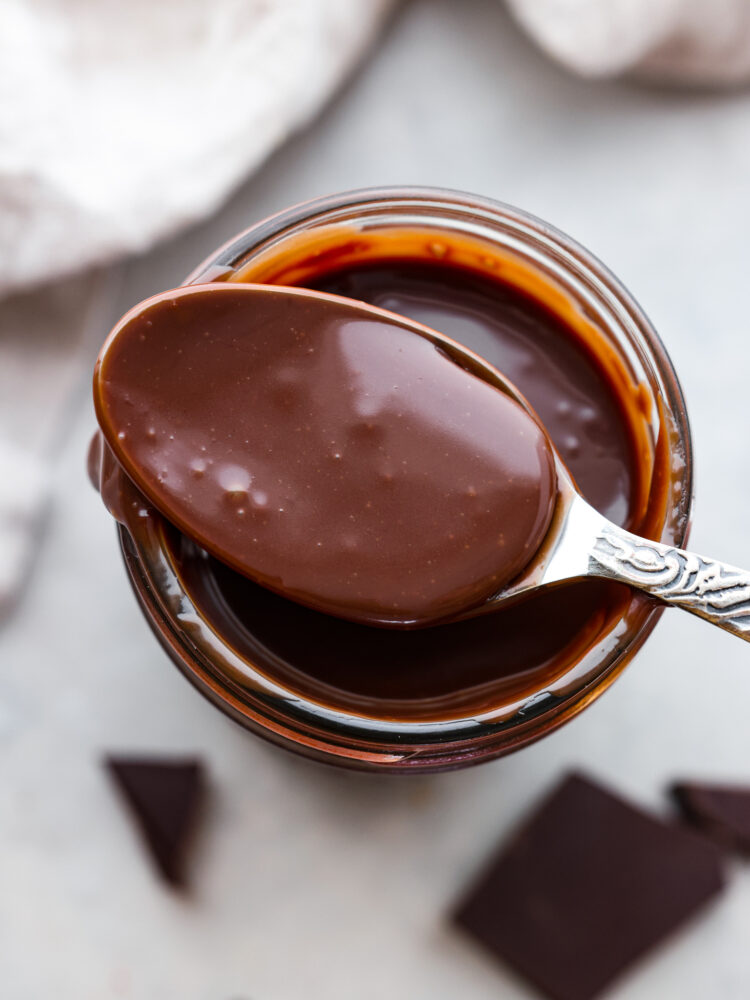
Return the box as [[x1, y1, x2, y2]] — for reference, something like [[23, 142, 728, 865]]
[[0, 0, 394, 298], [507, 0, 750, 83]]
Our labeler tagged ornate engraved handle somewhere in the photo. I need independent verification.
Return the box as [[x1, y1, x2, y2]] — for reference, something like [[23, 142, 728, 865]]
[[589, 526, 750, 641]]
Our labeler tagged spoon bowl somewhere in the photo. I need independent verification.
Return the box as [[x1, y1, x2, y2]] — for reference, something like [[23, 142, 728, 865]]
[[93, 282, 557, 628]]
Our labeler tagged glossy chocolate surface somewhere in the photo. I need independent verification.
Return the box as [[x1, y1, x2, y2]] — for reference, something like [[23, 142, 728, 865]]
[[95, 284, 556, 626], [313, 263, 635, 526], [167, 260, 641, 716]]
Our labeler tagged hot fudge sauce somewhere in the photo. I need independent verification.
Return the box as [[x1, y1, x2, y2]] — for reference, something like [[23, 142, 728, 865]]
[[162, 256, 646, 718]]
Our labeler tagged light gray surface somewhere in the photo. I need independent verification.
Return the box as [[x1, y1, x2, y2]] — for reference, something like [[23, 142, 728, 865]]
[[2, 1, 750, 997]]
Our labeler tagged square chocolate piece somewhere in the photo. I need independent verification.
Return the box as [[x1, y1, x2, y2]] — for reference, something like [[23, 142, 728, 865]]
[[672, 781, 750, 855], [454, 773, 725, 1000], [105, 755, 205, 887]]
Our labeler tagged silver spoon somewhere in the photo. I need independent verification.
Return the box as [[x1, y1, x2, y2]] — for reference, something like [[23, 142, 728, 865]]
[[463, 361, 750, 641]]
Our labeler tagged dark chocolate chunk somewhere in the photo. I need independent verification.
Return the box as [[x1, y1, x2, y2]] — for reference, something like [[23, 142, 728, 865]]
[[672, 781, 750, 855], [105, 756, 204, 887], [453, 772, 725, 1000]]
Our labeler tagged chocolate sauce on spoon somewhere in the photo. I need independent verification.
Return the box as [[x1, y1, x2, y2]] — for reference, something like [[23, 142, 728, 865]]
[[94, 283, 557, 627]]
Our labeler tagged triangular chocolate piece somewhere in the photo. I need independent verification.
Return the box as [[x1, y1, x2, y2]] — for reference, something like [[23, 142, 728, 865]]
[[105, 756, 204, 887], [454, 772, 725, 1000], [672, 781, 750, 855]]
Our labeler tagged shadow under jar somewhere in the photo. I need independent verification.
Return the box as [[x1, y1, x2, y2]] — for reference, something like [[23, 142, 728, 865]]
[[116, 188, 692, 772]]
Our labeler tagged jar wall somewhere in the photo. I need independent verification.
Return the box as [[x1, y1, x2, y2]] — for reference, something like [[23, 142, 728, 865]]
[[117, 189, 692, 771]]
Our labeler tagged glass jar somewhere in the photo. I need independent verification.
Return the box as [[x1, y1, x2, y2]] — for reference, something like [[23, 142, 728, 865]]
[[117, 187, 692, 772]]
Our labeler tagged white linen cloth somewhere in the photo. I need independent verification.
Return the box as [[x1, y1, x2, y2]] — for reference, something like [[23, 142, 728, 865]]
[[0, 270, 120, 614], [507, 0, 750, 84], [0, 0, 394, 297]]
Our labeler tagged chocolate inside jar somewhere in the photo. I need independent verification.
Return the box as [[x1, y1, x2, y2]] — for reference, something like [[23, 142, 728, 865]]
[[166, 239, 654, 720]]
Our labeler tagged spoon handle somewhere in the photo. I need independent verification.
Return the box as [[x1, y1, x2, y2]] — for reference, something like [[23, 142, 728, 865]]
[[588, 523, 750, 641]]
